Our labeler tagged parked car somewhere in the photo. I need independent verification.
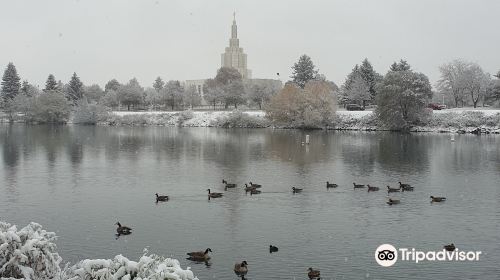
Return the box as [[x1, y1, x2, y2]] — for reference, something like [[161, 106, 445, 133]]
[[428, 103, 443, 110], [346, 104, 365, 111], [438, 104, 447, 110]]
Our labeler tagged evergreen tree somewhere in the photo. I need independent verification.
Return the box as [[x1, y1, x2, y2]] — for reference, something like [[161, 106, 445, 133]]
[[21, 80, 30, 95], [44, 74, 58, 92], [105, 79, 121, 92], [290, 54, 319, 88], [1, 62, 21, 102], [494, 70, 500, 79], [67, 72, 84, 102], [376, 62, 432, 130], [390, 60, 411, 72], [358, 58, 382, 101], [153, 76, 165, 92]]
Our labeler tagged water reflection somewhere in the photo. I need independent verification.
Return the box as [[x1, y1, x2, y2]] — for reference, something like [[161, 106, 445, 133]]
[[0, 124, 499, 280]]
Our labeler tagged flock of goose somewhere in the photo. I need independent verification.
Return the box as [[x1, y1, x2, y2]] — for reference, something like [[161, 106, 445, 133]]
[[115, 179, 448, 279]]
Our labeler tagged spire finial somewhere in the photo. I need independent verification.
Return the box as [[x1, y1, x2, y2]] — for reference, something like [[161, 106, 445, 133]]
[[233, 11, 236, 21]]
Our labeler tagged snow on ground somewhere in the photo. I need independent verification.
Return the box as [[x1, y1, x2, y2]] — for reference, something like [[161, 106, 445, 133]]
[[112, 110, 266, 117], [113, 108, 500, 119]]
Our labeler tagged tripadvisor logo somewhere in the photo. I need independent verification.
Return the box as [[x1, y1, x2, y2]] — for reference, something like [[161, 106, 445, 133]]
[[375, 244, 482, 267]]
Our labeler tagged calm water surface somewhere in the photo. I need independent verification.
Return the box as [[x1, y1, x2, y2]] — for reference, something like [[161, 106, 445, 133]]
[[1, 125, 499, 279]]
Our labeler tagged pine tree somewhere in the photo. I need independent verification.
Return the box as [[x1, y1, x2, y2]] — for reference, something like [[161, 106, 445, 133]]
[[45, 74, 58, 92], [390, 60, 411, 72], [21, 80, 30, 95], [153, 76, 165, 92], [290, 54, 319, 88], [358, 58, 382, 102], [67, 72, 84, 102], [1, 62, 21, 102]]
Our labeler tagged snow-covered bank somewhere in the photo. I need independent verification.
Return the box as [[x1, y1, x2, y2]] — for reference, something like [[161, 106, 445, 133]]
[[104, 109, 500, 134], [0, 222, 198, 280]]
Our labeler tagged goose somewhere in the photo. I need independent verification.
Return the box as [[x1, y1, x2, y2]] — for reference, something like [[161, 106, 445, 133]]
[[326, 181, 338, 189], [399, 182, 411, 188], [307, 267, 321, 279], [155, 193, 169, 202], [234, 261, 248, 275], [444, 243, 456, 251], [400, 185, 414, 192], [387, 186, 400, 193], [269, 245, 279, 253], [244, 184, 257, 192], [115, 222, 132, 235], [430, 196, 446, 202], [207, 189, 223, 198], [222, 179, 237, 188], [292, 187, 303, 193], [249, 182, 262, 188], [187, 248, 212, 260], [250, 189, 261, 195], [367, 184, 379, 192], [386, 198, 400, 205], [353, 182, 365, 189]]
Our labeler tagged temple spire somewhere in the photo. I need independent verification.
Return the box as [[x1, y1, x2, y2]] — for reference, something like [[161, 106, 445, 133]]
[[231, 12, 237, 39]]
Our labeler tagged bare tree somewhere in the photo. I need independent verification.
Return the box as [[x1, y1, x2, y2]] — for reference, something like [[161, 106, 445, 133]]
[[437, 60, 468, 107], [462, 63, 490, 108]]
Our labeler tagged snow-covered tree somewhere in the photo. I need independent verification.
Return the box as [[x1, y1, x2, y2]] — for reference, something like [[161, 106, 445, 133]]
[[244, 80, 281, 109], [20, 80, 40, 97], [183, 85, 202, 109], [117, 78, 143, 111], [100, 90, 119, 109], [437, 60, 469, 107], [290, 54, 319, 88], [66, 72, 84, 103], [358, 58, 383, 102], [104, 79, 120, 92], [203, 78, 223, 110], [144, 87, 159, 109], [153, 76, 165, 92], [341, 75, 371, 107], [390, 59, 411, 72], [83, 84, 104, 103], [162, 80, 184, 110], [462, 63, 490, 108], [215, 67, 245, 108], [376, 62, 432, 130], [1, 62, 21, 103], [44, 74, 58, 92]]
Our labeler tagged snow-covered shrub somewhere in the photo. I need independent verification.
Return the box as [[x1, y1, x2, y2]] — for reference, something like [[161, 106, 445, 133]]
[[176, 110, 194, 126], [429, 111, 488, 128], [72, 102, 110, 124], [333, 113, 378, 130], [63, 254, 198, 280], [213, 109, 270, 128], [0, 222, 62, 280]]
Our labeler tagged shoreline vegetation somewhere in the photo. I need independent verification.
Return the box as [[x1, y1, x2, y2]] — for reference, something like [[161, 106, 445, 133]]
[[2, 108, 498, 135], [2, 58, 499, 134]]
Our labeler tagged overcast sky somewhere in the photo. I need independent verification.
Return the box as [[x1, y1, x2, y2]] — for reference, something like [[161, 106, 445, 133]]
[[1, 0, 499, 88]]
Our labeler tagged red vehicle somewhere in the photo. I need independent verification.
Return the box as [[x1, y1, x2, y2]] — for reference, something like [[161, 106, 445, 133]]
[[427, 103, 446, 110]]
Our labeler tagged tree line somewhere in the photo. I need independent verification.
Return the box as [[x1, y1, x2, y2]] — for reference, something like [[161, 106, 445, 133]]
[[1, 57, 499, 128]]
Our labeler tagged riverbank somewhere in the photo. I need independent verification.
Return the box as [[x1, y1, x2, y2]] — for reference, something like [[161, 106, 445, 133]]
[[102, 109, 500, 134]]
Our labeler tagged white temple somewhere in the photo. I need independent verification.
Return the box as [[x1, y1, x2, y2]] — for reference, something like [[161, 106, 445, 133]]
[[220, 13, 252, 79]]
